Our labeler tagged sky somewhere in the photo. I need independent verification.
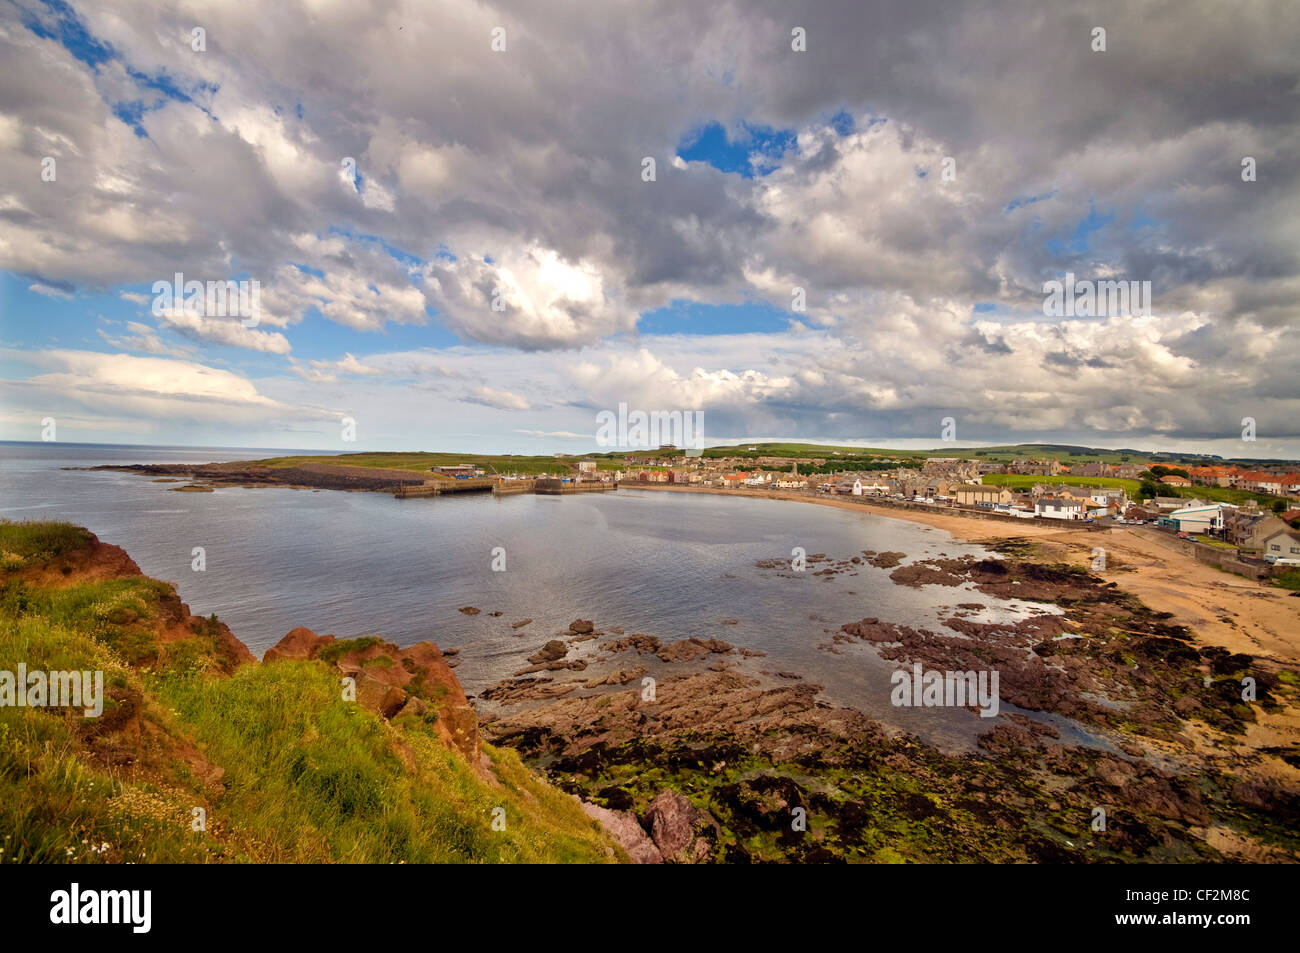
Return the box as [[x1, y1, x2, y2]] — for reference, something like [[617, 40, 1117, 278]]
[[1, 0, 1298, 458]]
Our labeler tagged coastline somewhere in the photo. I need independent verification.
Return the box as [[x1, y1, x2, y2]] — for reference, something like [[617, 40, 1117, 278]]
[[22, 474, 1300, 862], [622, 484, 1300, 665], [91, 463, 1300, 666]]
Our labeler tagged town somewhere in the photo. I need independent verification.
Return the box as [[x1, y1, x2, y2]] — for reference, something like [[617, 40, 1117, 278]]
[[528, 448, 1300, 575]]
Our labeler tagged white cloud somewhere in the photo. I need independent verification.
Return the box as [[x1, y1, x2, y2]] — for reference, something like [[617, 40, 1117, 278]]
[[157, 308, 292, 354], [27, 282, 72, 300]]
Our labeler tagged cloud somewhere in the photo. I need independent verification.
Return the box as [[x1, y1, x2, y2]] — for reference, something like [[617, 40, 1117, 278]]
[[156, 308, 291, 354], [0, 0, 1296, 451], [97, 320, 194, 358], [463, 384, 530, 411], [515, 428, 588, 439], [291, 352, 384, 382], [27, 282, 72, 299], [0, 348, 334, 431]]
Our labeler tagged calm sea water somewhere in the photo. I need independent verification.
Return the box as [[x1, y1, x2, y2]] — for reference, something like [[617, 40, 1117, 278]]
[[0, 441, 1097, 750]]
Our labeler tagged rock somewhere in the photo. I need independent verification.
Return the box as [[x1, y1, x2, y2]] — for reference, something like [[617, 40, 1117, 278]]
[[528, 640, 569, 664], [643, 789, 720, 863], [513, 658, 587, 676], [395, 695, 429, 719], [511, 619, 533, 629], [569, 619, 595, 634], [587, 666, 648, 687], [263, 626, 481, 766], [264, 626, 335, 663], [600, 634, 661, 655], [459, 606, 481, 615], [656, 636, 733, 662], [480, 678, 576, 702], [356, 672, 409, 719], [579, 800, 662, 864]]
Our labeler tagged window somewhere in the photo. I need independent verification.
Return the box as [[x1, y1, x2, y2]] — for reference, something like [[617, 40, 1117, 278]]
[[1270, 543, 1280, 551]]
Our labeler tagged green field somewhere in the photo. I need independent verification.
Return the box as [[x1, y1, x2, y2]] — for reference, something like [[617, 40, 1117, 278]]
[[699, 442, 928, 460], [255, 451, 575, 477], [982, 474, 1142, 493], [249, 446, 1299, 492], [980, 473, 1282, 507]]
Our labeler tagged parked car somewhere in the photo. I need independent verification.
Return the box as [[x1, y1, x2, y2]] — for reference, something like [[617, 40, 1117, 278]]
[[1176, 531, 1191, 540]]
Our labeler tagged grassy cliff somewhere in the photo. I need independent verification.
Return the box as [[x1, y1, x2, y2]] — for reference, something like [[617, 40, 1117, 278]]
[[0, 520, 618, 864]]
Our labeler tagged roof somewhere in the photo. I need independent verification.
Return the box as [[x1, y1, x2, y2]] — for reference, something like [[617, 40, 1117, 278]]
[[1169, 503, 1233, 515]]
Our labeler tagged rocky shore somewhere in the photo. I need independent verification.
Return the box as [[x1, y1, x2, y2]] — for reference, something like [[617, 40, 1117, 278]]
[[83, 461, 428, 493], [478, 551, 1300, 862]]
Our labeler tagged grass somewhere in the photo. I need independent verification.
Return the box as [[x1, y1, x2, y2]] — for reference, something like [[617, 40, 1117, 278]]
[[979, 474, 1285, 508], [255, 451, 573, 477], [982, 474, 1141, 492], [1193, 536, 1236, 550], [1272, 568, 1300, 591], [0, 520, 92, 572], [0, 520, 619, 864]]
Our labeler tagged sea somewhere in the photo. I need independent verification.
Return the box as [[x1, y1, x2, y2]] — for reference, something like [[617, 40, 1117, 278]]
[[0, 441, 1107, 751]]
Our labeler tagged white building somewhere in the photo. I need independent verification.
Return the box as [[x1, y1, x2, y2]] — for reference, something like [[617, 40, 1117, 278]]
[[1034, 497, 1084, 520], [852, 479, 891, 496], [1168, 502, 1235, 535]]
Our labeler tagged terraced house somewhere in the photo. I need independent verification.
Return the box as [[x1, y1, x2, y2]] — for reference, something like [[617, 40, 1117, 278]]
[[953, 484, 1014, 507]]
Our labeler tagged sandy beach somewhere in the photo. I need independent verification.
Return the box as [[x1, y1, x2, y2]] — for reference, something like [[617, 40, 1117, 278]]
[[623, 484, 1300, 665]]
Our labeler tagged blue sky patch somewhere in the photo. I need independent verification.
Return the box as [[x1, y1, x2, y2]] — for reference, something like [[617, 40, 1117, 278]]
[[1004, 190, 1056, 213], [23, 0, 113, 71], [1046, 203, 1115, 256], [636, 298, 798, 335], [676, 121, 797, 178]]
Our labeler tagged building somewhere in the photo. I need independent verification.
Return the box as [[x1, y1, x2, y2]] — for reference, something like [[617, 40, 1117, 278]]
[[1034, 497, 1083, 520], [1235, 515, 1292, 552], [1166, 502, 1235, 535], [1159, 474, 1192, 487], [432, 464, 480, 477], [852, 479, 892, 496], [1260, 527, 1300, 561], [1010, 458, 1062, 476], [953, 484, 1013, 507], [1152, 496, 1203, 511]]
